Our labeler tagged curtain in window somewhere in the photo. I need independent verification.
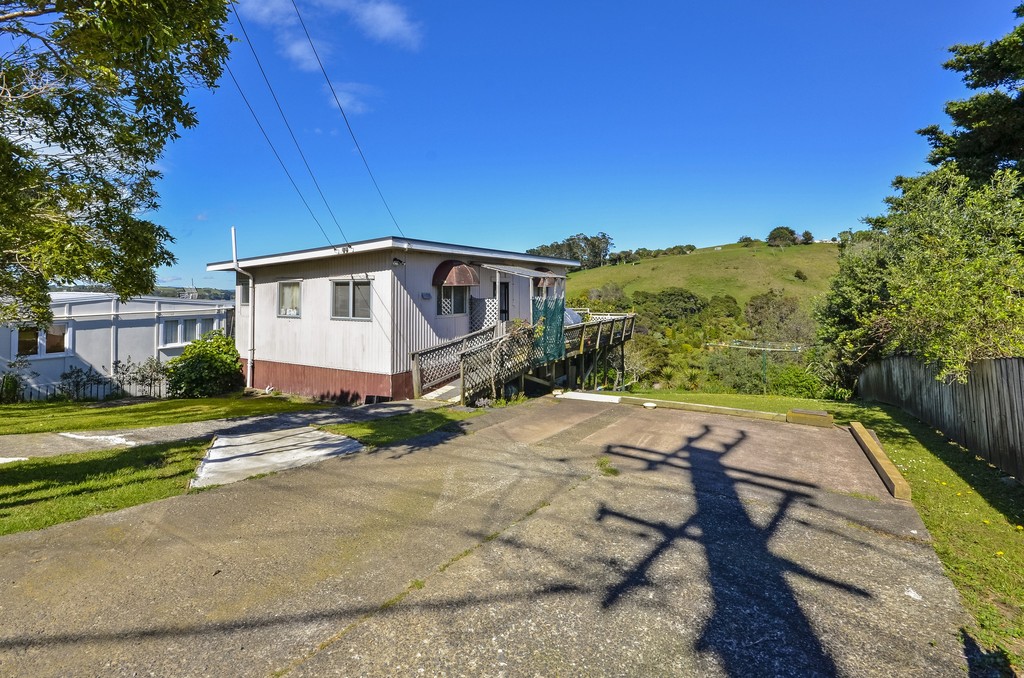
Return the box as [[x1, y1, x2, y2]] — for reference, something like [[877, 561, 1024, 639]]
[[164, 320, 180, 345], [279, 282, 301, 316], [44, 325, 66, 354]]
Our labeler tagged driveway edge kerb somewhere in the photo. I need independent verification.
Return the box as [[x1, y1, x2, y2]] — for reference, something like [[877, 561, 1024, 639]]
[[850, 421, 913, 500]]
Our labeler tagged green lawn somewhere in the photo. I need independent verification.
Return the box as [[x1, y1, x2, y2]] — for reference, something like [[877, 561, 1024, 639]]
[[0, 393, 329, 435], [321, 407, 482, 447], [631, 389, 1024, 672], [0, 440, 209, 536]]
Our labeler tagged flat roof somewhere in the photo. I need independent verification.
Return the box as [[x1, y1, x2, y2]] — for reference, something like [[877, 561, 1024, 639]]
[[207, 235, 580, 271], [48, 292, 227, 306]]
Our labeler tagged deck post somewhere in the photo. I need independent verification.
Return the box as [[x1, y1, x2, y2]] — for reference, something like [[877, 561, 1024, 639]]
[[411, 353, 422, 399]]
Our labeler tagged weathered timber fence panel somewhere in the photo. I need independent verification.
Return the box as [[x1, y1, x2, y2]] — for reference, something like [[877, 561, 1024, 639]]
[[859, 356, 1024, 481]]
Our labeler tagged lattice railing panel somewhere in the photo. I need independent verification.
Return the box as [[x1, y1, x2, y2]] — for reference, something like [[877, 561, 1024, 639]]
[[414, 326, 497, 390], [461, 326, 535, 400], [564, 325, 584, 352]]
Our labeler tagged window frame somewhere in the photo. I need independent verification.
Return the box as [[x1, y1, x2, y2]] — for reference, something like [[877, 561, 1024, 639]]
[[436, 285, 469, 316], [160, 316, 219, 348], [277, 280, 302, 318], [13, 323, 70, 359], [331, 279, 372, 321]]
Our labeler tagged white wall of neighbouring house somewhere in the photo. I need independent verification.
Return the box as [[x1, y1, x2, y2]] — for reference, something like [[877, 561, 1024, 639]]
[[0, 294, 229, 388]]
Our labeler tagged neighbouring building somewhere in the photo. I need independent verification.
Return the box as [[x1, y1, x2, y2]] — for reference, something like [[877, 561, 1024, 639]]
[[206, 236, 576, 402], [1, 292, 231, 390]]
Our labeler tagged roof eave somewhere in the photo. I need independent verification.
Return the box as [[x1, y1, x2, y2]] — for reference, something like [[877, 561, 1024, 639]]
[[207, 235, 579, 271]]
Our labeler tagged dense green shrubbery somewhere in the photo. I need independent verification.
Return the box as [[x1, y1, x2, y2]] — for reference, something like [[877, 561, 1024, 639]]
[[165, 330, 243, 398]]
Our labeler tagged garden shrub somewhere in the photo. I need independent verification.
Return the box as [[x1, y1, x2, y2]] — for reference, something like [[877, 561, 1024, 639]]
[[768, 362, 822, 399], [56, 366, 106, 400], [165, 330, 244, 398]]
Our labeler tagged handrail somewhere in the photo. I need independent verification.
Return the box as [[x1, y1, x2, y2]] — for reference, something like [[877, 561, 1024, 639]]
[[410, 324, 499, 397], [415, 314, 636, 401]]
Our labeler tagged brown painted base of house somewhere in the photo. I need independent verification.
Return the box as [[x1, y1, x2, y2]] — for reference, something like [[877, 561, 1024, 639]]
[[243, 360, 414, 403]]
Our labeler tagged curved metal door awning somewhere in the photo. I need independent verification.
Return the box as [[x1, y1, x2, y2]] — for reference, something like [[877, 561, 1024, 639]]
[[432, 260, 480, 286]]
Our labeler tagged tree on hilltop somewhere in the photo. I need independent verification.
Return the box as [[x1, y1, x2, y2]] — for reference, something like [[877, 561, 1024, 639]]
[[766, 226, 798, 247]]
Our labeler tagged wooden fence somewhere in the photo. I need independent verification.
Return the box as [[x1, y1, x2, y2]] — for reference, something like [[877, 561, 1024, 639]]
[[859, 356, 1024, 482]]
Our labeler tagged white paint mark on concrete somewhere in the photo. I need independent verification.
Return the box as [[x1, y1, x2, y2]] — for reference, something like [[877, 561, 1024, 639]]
[[555, 392, 621, 403], [59, 432, 136, 447], [905, 587, 923, 601], [191, 427, 363, 488], [0, 457, 28, 464]]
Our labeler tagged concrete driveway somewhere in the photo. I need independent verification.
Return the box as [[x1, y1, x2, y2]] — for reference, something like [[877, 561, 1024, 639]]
[[0, 397, 970, 676]]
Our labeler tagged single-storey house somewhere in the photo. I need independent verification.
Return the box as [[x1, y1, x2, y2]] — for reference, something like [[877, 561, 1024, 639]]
[[1, 292, 231, 390], [206, 236, 577, 402]]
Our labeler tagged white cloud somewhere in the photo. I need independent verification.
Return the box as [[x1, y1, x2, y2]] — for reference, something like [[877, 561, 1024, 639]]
[[195, 212, 209, 222], [325, 82, 377, 115], [159, 276, 183, 284], [280, 33, 323, 71], [235, 0, 421, 71], [330, 0, 422, 50], [235, 0, 296, 28]]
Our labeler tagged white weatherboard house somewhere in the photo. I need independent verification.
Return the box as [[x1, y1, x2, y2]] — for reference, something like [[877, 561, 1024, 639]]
[[207, 236, 576, 402], [1, 292, 230, 390]]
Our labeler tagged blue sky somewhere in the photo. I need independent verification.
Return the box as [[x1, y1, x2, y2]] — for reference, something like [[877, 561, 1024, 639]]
[[155, 1, 1020, 289]]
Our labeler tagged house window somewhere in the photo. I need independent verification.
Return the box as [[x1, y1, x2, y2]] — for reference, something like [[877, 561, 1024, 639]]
[[45, 325, 66, 353], [436, 285, 468, 315], [236, 273, 250, 305], [17, 328, 38, 356], [15, 324, 68, 357], [163, 319, 181, 345], [332, 280, 372, 319], [161, 317, 216, 346], [278, 281, 301, 317]]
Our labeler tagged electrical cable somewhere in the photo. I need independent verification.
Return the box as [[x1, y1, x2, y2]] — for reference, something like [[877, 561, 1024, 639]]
[[225, 63, 335, 247], [233, 9, 351, 245], [289, 0, 408, 238]]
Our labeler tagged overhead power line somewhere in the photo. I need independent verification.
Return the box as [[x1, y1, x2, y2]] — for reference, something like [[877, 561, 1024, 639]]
[[233, 8, 351, 246], [289, 0, 408, 238], [225, 64, 335, 248]]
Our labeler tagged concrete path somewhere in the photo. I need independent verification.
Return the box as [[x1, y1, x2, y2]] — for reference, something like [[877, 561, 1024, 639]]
[[0, 398, 973, 676]]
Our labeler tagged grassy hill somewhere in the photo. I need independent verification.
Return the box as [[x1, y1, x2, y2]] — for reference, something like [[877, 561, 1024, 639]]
[[567, 241, 839, 309]]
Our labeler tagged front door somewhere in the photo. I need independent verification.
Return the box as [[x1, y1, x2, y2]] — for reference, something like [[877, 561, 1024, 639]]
[[498, 282, 510, 321]]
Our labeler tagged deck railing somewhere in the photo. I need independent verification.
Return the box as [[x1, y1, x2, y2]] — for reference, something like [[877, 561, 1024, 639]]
[[411, 313, 636, 401], [410, 325, 501, 397], [460, 314, 635, 402]]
